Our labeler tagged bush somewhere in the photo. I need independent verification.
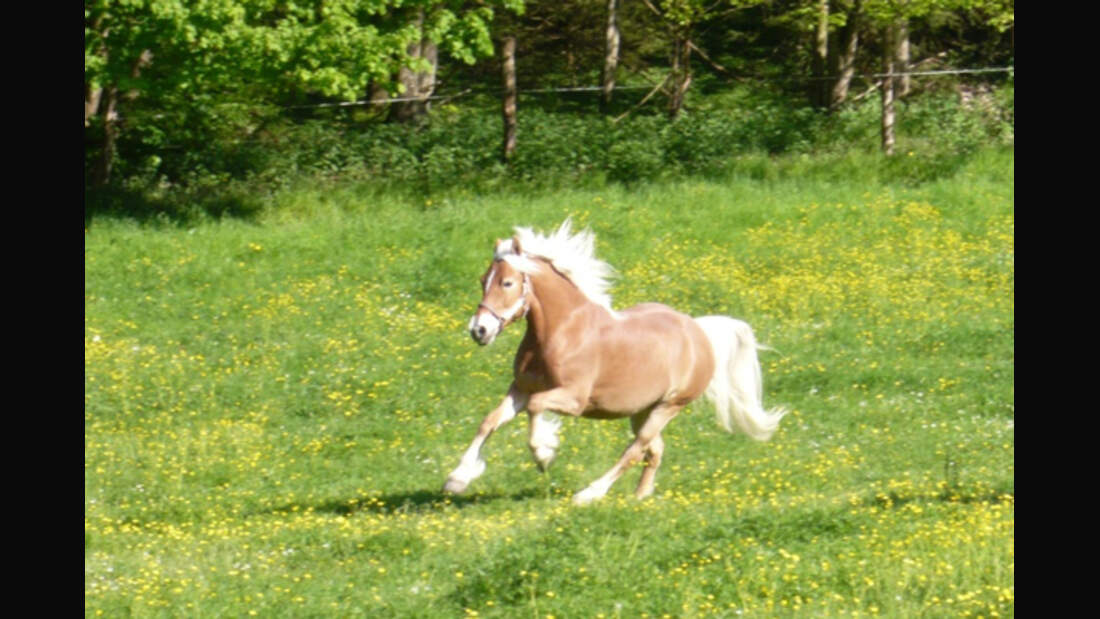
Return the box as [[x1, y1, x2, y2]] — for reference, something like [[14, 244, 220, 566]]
[[86, 81, 1014, 221]]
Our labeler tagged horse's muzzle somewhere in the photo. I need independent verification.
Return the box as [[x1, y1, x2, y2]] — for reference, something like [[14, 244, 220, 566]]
[[468, 311, 500, 346], [470, 324, 491, 345]]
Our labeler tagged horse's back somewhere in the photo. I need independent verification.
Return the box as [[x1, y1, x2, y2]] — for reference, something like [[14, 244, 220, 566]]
[[614, 303, 705, 341]]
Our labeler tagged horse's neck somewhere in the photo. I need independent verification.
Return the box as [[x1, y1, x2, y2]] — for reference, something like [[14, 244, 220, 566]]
[[526, 266, 599, 345]]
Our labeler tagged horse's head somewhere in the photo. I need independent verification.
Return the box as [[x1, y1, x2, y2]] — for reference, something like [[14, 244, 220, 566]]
[[468, 237, 533, 346]]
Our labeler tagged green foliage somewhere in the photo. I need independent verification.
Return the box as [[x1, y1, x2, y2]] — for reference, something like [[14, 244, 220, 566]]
[[86, 0, 1015, 208], [86, 80, 1014, 223], [85, 0, 514, 102], [607, 125, 666, 183], [85, 0, 522, 189]]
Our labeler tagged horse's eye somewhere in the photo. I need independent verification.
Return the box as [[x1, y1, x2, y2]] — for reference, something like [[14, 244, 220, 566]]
[[502, 280, 514, 288]]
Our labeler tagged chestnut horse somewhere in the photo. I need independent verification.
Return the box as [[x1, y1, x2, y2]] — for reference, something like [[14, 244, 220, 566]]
[[443, 220, 786, 505]]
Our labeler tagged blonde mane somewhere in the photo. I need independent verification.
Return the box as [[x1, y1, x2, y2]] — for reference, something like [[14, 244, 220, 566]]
[[502, 219, 616, 310]]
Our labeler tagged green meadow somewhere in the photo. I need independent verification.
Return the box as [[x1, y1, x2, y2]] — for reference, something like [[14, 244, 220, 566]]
[[85, 149, 1013, 617]]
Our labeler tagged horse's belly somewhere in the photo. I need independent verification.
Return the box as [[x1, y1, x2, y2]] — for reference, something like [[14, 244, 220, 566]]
[[588, 364, 677, 415], [585, 390, 666, 417]]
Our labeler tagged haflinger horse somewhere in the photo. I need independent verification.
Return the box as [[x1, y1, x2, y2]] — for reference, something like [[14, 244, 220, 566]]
[[444, 219, 787, 505]]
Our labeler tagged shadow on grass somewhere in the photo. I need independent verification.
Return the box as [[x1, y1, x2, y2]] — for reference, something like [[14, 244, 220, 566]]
[[85, 184, 264, 227], [269, 486, 544, 518], [864, 482, 1014, 511]]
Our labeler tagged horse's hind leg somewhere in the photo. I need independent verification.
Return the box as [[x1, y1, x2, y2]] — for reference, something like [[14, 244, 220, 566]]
[[631, 413, 665, 500], [573, 404, 681, 505], [443, 384, 528, 494]]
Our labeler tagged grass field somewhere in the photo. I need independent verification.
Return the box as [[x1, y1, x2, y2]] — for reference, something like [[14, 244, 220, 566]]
[[85, 149, 1014, 617]]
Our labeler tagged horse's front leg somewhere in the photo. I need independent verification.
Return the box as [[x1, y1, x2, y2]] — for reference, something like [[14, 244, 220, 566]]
[[527, 411, 562, 472], [525, 386, 586, 472], [443, 384, 528, 495]]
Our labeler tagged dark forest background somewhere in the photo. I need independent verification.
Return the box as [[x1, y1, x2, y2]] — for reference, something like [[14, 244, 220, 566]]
[[84, 0, 1013, 221]]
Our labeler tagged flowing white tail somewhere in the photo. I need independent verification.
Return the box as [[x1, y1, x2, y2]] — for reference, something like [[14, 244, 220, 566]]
[[695, 315, 787, 441]]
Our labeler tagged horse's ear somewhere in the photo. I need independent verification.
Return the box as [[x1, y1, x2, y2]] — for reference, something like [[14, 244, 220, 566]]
[[493, 236, 521, 257]]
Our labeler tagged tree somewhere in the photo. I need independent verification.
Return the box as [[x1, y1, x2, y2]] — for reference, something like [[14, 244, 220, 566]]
[[501, 34, 518, 162], [641, 0, 767, 119], [811, 0, 829, 107], [389, 8, 440, 123], [84, 0, 250, 184], [861, 0, 943, 152], [601, 0, 622, 113], [797, 0, 1014, 150], [639, 0, 701, 119], [829, 0, 863, 107], [770, 0, 865, 108], [84, 0, 521, 184], [880, 18, 898, 154]]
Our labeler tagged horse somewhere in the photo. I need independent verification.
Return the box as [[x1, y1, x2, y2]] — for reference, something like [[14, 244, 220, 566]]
[[443, 219, 787, 505]]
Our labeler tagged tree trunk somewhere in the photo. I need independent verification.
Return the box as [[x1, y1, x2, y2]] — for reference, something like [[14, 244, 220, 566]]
[[881, 25, 896, 156], [829, 0, 861, 107], [86, 19, 109, 128], [668, 33, 692, 120], [501, 35, 518, 163], [600, 0, 621, 113], [895, 18, 910, 98], [91, 50, 151, 186], [418, 40, 438, 103], [811, 0, 830, 107], [94, 85, 120, 185], [367, 80, 390, 117], [85, 85, 103, 128], [389, 11, 437, 123]]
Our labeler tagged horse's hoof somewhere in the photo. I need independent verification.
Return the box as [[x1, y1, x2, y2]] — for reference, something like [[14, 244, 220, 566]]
[[442, 478, 469, 495], [572, 488, 603, 506], [533, 447, 556, 472]]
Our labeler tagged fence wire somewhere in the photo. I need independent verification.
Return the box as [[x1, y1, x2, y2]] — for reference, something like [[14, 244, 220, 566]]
[[289, 66, 1013, 109]]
